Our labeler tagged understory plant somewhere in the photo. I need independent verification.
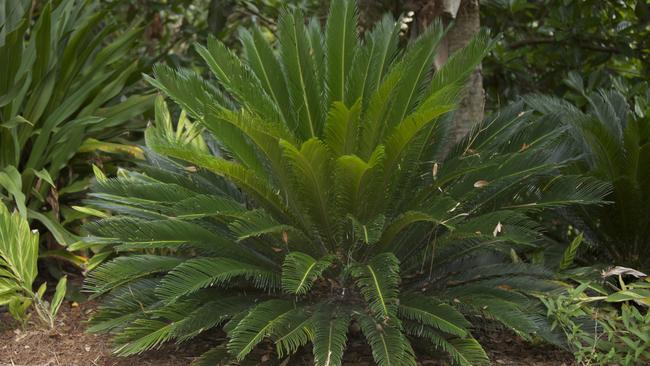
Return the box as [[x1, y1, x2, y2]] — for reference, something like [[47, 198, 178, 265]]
[[0, 202, 67, 328], [526, 81, 650, 271], [543, 276, 650, 366], [83, 1, 608, 364], [0, 0, 153, 249]]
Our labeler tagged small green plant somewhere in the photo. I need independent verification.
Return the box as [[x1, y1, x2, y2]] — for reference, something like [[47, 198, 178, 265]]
[[0, 202, 67, 328], [83, 1, 608, 364], [543, 279, 650, 366]]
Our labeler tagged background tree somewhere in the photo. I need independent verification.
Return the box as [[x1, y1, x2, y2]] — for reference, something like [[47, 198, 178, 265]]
[[481, 0, 650, 107]]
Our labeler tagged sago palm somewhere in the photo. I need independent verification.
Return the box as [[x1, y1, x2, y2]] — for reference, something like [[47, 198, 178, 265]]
[[83, 1, 608, 364], [526, 82, 650, 272]]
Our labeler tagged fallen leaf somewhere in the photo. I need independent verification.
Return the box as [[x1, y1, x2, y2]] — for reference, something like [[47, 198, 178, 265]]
[[493, 221, 503, 237], [474, 180, 489, 188]]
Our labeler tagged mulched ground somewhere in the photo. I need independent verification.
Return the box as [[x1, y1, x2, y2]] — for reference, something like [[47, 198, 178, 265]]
[[1, 302, 574, 366]]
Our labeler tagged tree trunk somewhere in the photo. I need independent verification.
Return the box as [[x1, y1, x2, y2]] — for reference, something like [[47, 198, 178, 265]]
[[207, 0, 233, 36], [415, 0, 484, 141]]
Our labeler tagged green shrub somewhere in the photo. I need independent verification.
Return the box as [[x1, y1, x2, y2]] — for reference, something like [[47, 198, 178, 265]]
[[83, 1, 608, 364], [526, 82, 650, 271], [543, 278, 650, 365], [0, 0, 154, 247], [0, 202, 67, 328]]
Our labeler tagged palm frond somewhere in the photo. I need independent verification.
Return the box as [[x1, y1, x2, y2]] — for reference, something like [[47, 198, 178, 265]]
[[351, 253, 400, 321], [156, 257, 280, 300], [85, 255, 182, 298], [357, 312, 417, 366], [278, 8, 324, 139], [312, 307, 351, 366], [281, 252, 335, 295], [326, 0, 358, 104], [273, 309, 314, 357], [227, 299, 297, 361], [398, 295, 470, 337]]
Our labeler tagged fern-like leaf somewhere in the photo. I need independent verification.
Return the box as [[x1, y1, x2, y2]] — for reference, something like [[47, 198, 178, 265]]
[[351, 253, 400, 321], [156, 258, 280, 300], [227, 299, 298, 361], [312, 307, 351, 366], [282, 252, 335, 295]]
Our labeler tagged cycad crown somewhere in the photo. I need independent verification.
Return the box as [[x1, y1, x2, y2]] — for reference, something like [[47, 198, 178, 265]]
[[84, 1, 608, 365]]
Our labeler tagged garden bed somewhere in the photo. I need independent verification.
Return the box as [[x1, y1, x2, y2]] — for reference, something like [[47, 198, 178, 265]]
[[1, 302, 574, 366]]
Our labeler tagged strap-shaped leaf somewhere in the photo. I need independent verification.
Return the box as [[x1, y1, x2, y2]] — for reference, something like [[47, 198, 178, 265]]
[[0, 202, 38, 295], [350, 253, 400, 321], [282, 252, 335, 295]]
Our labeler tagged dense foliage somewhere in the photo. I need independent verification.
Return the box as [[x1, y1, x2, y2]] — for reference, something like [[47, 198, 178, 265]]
[[527, 81, 650, 271], [81, 1, 611, 364], [0, 0, 153, 249], [543, 275, 650, 365], [482, 0, 650, 104]]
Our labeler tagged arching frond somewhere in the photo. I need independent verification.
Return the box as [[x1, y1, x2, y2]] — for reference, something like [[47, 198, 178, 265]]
[[191, 345, 231, 366], [273, 309, 314, 357], [312, 307, 351, 366], [281, 252, 335, 295], [281, 138, 335, 241], [345, 14, 400, 107], [357, 313, 417, 366], [196, 36, 282, 123], [156, 258, 280, 300], [239, 27, 291, 124], [398, 295, 471, 337], [227, 299, 297, 361], [85, 255, 183, 297], [351, 253, 400, 321]]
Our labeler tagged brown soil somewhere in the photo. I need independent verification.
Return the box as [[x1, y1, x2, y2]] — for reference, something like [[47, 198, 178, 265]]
[[1, 302, 574, 366]]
